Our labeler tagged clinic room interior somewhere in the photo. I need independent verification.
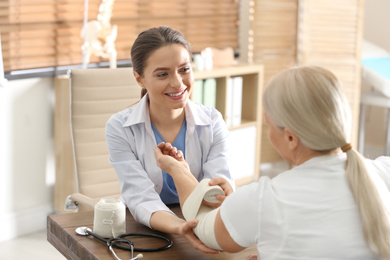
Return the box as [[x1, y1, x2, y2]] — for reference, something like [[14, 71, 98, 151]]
[[0, 0, 389, 259]]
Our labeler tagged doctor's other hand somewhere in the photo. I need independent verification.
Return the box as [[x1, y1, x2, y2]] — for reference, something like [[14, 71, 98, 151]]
[[180, 219, 220, 254], [204, 177, 234, 207], [153, 142, 190, 173]]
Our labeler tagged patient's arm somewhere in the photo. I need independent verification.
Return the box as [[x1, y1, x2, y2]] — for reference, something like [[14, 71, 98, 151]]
[[153, 142, 198, 208], [215, 210, 246, 253], [154, 142, 245, 252], [153, 142, 233, 207], [154, 142, 233, 205]]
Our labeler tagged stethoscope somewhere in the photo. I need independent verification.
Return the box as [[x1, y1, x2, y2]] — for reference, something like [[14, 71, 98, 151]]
[[75, 227, 173, 260]]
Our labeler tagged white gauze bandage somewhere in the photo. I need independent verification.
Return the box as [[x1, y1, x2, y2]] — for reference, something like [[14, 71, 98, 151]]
[[182, 178, 225, 250], [93, 198, 126, 238]]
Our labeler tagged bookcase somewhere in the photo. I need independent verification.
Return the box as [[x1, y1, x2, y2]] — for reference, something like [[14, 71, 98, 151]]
[[192, 63, 264, 186]]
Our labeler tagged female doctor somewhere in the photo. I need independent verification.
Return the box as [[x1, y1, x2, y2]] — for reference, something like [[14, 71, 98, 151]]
[[105, 26, 234, 253], [154, 66, 390, 259]]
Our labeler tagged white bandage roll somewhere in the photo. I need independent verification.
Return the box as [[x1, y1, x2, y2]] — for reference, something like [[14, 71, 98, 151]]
[[93, 198, 126, 238], [182, 178, 224, 250]]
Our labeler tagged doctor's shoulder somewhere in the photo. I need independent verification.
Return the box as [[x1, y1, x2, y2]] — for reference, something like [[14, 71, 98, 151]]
[[106, 106, 135, 128]]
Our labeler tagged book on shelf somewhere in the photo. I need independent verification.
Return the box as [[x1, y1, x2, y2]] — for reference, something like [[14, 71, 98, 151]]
[[231, 76, 243, 126], [226, 76, 243, 127], [191, 79, 217, 109], [225, 77, 234, 127], [202, 78, 217, 108], [192, 79, 204, 104]]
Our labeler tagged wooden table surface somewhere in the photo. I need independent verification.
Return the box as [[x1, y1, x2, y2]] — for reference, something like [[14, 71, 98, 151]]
[[47, 205, 257, 260]]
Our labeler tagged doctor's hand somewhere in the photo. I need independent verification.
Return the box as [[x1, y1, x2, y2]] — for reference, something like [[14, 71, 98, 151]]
[[154, 142, 190, 173], [180, 219, 220, 254]]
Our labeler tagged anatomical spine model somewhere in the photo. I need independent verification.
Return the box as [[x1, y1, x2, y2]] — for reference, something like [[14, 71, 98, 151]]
[[81, 0, 117, 68]]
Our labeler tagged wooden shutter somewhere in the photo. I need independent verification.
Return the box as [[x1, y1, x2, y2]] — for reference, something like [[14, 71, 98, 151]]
[[250, 0, 363, 163], [297, 0, 364, 146], [0, 0, 239, 72], [250, 0, 299, 163]]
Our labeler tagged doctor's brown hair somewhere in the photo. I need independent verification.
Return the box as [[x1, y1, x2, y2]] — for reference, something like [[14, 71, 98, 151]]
[[130, 26, 192, 98]]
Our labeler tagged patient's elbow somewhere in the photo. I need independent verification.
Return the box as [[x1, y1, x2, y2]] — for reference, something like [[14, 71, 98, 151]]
[[217, 237, 246, 253], [215, 211, 246, 253], [221, 245, 245, 253]]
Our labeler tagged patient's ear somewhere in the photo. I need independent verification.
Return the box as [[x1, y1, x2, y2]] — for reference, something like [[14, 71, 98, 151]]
[[284, 128, 299, 151], [133, 71, 145, 89]]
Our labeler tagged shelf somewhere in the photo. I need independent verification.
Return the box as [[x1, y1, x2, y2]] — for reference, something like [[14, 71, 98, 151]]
[[192, 63, 264, 186], [194, 64, 264, 79]]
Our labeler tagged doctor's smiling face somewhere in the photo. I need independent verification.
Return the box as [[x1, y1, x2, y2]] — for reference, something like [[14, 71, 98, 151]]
[[135, 44, 194, 112]]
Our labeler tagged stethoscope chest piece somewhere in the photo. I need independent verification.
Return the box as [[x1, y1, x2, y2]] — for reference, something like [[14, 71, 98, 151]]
[[75, 227, 92, 236]]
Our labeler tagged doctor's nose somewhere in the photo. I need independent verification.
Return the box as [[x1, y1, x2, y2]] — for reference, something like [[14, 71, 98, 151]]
[[170, 73, 183, 88]]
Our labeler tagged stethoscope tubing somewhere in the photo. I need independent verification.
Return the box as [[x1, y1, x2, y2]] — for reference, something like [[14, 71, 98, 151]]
[[85, 229, 108, 244], [118, 233, 173, 252], [85, 229, 173, 252]]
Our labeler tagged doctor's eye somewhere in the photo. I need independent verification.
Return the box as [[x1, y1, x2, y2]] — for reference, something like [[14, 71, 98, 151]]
[[157, 72, 168, 78], [180, 67, 191, 73]]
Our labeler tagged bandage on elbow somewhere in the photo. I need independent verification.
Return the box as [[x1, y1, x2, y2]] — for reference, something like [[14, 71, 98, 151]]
[[182, 178, 224, 250]]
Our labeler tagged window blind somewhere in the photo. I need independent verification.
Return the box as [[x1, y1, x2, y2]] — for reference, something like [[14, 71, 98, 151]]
[[0, 0, 239, 73]]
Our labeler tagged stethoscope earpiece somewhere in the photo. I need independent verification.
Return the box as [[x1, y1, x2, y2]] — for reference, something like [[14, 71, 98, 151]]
[[132, 254, 143, 259]]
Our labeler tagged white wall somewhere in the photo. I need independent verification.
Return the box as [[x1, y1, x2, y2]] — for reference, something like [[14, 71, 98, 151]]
[[0, 77, 55, 242], [363, 0, 390, 52], [361, 0, 390, 158]]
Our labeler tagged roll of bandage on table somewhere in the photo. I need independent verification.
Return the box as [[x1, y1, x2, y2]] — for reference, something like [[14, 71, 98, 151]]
[[93, 198, 126, 238], [182, 178, 225, 250]]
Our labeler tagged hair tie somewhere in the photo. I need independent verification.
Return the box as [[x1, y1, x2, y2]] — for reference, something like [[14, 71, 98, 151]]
[[341, 143, 352, 153]]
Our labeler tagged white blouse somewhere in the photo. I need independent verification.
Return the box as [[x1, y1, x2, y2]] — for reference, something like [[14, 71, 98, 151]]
[[106, 95, 234, 227], [221, 153, 390, 260]]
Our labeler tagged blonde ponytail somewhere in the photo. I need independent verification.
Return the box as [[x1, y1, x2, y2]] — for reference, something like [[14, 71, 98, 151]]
[[345, 148, 390, 259]]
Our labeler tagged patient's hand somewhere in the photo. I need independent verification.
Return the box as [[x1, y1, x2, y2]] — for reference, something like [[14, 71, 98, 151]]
[[155, 142, 234, 208], [154, 142, 190, 173], [157, 142, 183, 159], [154, 142, 200, 208]]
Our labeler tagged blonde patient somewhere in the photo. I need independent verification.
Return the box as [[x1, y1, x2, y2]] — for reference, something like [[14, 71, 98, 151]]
[[154, 66, 390, 260]]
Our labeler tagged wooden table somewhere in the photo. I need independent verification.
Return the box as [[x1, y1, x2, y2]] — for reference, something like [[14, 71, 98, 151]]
[[47, 205, 257, 260]]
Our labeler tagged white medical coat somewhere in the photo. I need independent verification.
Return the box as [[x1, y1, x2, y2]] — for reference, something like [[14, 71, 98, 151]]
[[106, 95, 234, 227]]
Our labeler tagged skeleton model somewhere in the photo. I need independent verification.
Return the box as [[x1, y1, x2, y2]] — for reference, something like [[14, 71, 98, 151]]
[[81, 0, 117, 68]]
